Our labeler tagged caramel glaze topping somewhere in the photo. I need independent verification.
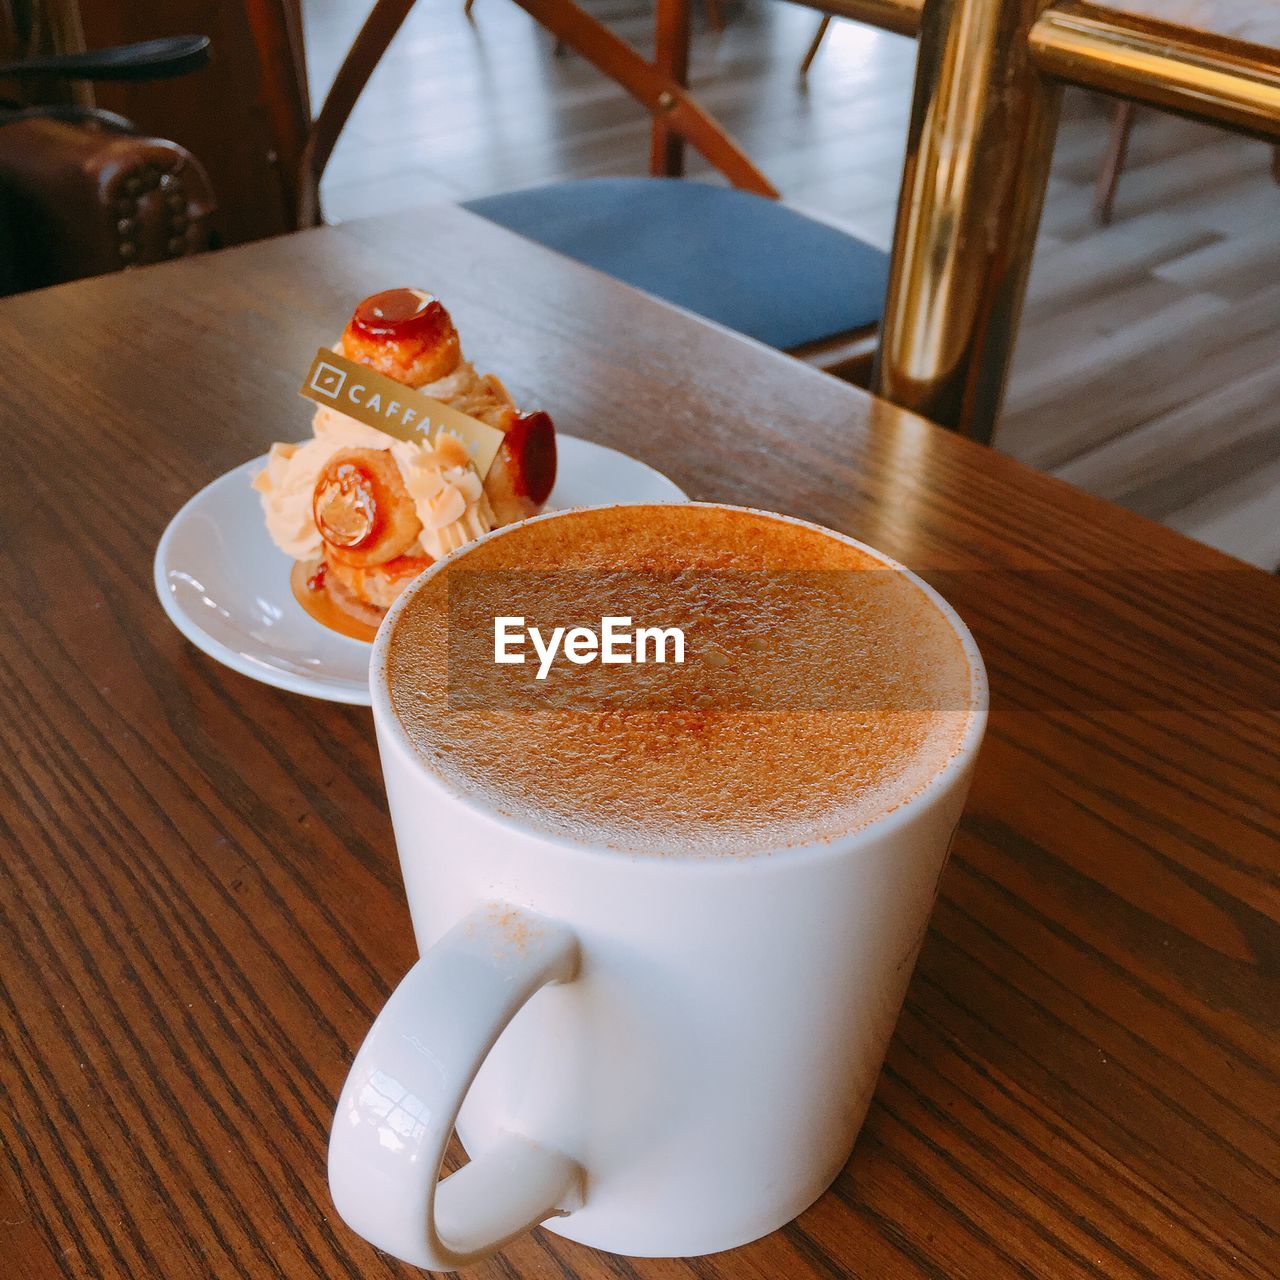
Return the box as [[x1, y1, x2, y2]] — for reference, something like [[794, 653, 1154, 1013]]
[[314, 461, 378, 549], [502, 411, 556, 506], [312, 448, 424, 568], [349, 288, 451, 341]]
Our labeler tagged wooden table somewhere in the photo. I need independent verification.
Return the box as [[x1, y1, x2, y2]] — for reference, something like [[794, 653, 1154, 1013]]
[[1, 205, 1276, 1280]]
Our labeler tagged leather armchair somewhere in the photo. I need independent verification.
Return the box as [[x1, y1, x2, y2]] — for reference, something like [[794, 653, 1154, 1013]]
[[0, 36, 216, 295]]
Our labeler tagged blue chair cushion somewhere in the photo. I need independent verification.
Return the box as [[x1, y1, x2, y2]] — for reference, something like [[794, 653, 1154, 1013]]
[[462, 177, 888, 351]]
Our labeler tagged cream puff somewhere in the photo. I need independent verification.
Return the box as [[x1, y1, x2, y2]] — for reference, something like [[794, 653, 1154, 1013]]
[[254, 288, 557, 636]]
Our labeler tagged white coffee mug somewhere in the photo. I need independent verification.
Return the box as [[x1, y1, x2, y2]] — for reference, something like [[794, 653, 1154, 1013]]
[[329, 505, 987, 1271]]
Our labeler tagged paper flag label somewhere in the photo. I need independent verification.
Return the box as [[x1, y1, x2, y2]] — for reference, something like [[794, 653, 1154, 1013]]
[[299, 348, 505, 477]]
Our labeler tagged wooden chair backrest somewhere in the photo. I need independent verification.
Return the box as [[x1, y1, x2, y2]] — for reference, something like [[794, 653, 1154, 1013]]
[[243, 0, 312, 229]]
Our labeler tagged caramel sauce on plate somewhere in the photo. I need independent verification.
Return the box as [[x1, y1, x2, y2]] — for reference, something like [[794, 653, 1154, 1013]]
[[290, 560, 379, 643]]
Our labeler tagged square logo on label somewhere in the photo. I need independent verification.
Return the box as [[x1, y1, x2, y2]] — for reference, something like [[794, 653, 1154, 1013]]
[[310, 361, 347, 399]]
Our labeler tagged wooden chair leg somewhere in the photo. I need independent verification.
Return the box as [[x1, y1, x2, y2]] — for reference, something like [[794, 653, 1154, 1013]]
[[1094, 99, 1134, 226], [800, 16, 831, 78], [297, 0, 418, 228], [651, 0, 690, 177], [702, 0, 724, 34], [789, 325, 879, 387], [512, 0, 777, 196]]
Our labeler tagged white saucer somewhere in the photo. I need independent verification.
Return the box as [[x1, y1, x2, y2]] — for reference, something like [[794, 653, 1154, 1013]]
[[154, 436, 689, 705]]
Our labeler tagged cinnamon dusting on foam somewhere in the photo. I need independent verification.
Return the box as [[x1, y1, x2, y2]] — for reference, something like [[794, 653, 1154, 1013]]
[[384, 506, 974, 857]]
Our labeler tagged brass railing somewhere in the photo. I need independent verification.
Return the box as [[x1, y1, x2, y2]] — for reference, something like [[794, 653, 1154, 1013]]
[[790, 0, 1280, 440], [1031, 4, 1280, 138]]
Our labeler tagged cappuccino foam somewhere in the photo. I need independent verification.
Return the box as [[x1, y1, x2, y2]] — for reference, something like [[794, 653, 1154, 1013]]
[[383, 505, 974, 855]]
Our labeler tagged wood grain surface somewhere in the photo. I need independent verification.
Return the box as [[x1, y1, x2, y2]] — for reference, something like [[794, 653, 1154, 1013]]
[[0, 205, 1276, 1280]]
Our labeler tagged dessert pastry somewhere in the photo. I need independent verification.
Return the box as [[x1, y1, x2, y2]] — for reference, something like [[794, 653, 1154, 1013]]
[[254, 288, 557, 638]]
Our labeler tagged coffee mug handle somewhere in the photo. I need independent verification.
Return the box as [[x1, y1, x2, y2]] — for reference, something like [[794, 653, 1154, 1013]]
[[328, 904, 584, 1271]]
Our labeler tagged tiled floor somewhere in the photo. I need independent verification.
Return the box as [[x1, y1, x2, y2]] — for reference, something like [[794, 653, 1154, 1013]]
[[305, 0, 1280, 569]]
